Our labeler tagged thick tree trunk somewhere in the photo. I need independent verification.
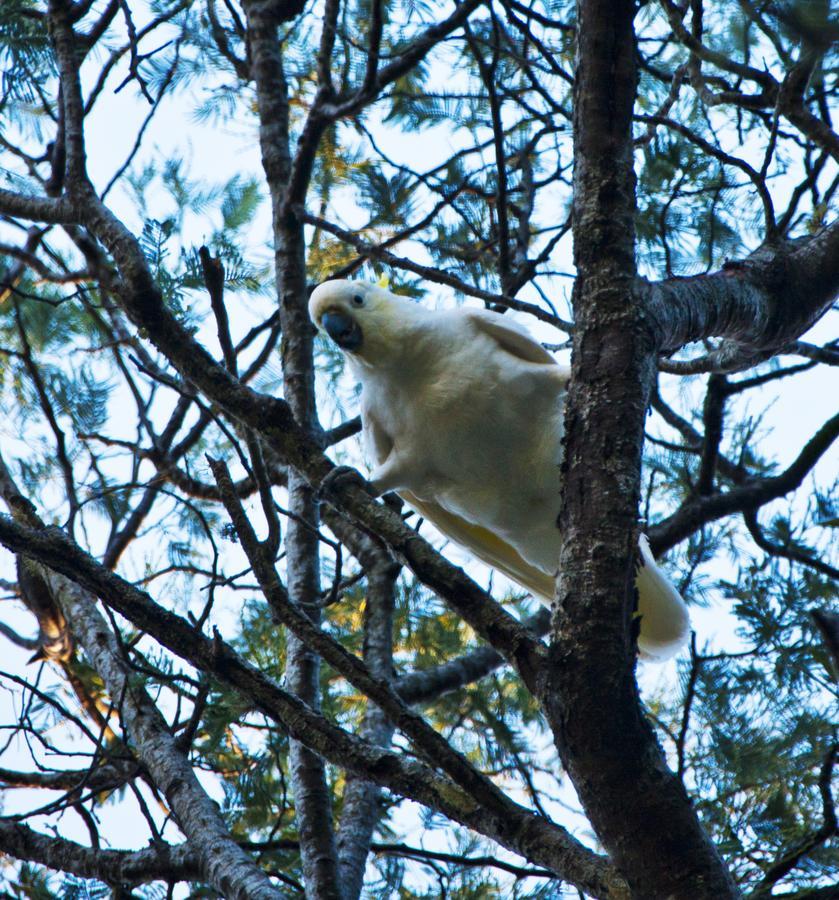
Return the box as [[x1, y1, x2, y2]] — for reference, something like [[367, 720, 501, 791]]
[[544, 1, 741, 897]]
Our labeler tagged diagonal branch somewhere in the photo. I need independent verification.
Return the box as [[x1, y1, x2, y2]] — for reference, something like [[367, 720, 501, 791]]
[[210, 457, 615, 895], [0, 462, 286, 899], [644, 220, 839, 363], [396, 608, 551, 705], [650, 409, 839, 553], [0, 512, 626, 899], [743, 510, 839, 581], [295, 207, 571, 330], [47, 188, 548, 693], [325, 0, 484, 120], [55, 581, 287, 899], [0, 822, 199, 887]]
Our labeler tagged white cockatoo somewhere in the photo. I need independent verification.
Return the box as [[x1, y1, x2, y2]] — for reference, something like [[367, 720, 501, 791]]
[[309, 279, 690, 660]]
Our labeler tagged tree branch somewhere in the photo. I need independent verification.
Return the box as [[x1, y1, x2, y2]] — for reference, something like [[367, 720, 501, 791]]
[[295, 207, 571, 331], [645, 221, 839, 362], [209, 457, 608, 891], [0, 822, 199, 888], [48, 0, 89, 187], [743, 510, 839, 580], [0, 513, 626, 899], [45, 187, 549, 695], [749, 744, 837, 897], [242, 4, 342, 892], [650, 409, 839, 553], [396, 608, 551, 705], [549, 0, 740, 895], [331, 517, 399, 900], [45, 578, 287, 898]]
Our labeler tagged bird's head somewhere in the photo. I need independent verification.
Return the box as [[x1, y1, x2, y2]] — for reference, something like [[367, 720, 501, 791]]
[[309, 279, 423, 366]]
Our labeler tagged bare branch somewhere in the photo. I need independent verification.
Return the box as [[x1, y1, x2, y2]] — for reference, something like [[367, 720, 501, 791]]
[[0, 512, 626, 899], [650, 409, 839, 553], [209, 456, 604, 889], [743, 511, 839, 581], [0, 821, 199, 887], [295, 207, 572, 331], [645, 221, 839, 361]]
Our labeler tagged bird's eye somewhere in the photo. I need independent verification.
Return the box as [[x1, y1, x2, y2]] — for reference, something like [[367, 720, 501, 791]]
[[352, 294, 364, 307]]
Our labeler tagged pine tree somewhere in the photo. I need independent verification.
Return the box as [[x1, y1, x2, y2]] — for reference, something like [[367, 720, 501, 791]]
[[0, 0, 836, 897]]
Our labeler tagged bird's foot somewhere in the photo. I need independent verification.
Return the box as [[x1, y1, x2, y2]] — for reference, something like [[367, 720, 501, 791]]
[[381, 492, 404, 513], [316, 465, 377, 503]]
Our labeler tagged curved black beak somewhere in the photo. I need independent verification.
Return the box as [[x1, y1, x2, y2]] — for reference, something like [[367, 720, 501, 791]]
[[322, 310, 363, 352]]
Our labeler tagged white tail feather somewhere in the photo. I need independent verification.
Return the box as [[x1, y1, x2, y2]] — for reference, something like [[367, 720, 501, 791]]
[[404, 491, 690, 661], [635, 535, 691, 660]]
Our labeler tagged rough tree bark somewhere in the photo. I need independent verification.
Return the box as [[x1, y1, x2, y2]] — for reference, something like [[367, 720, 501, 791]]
[[0, 0, 837, 896], [0, 505, 627, 899], [544, 1, 741, 897]]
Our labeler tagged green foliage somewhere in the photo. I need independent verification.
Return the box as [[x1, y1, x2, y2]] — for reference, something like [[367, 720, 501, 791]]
[[0, 0, 52, 107], [5, 863, 56, 899], [57, 877, 112, 899], [0, 0, 836, 897], [220, 175, 262, 231]]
